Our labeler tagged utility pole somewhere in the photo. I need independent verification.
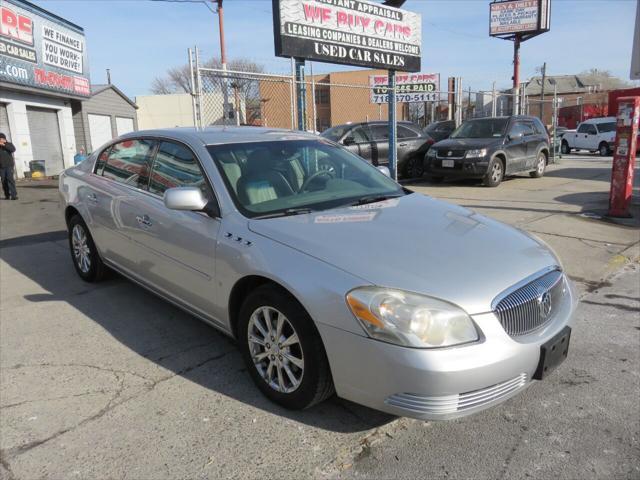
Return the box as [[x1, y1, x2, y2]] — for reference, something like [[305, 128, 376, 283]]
[[539, 62, 546, 122], [216, 0, 235, 125], [513, 34, 520, 115]]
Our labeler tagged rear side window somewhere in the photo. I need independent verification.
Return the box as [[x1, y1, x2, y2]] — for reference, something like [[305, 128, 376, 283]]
[[596, 122, 616, 133], [349, 126, 371, 143], [532, 119, 546, 136], [370, 125, 389, 141], [94, 146, 111, 175], [102, 139, 155, 189], [398, 125, 419, 139], [578, 123, 597, 135], [149, 141, 208, 196]]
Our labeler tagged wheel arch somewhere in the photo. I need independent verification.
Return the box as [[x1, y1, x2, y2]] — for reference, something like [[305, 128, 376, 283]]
[[65, 205, 81, 227], [228, 275, 307, 340]]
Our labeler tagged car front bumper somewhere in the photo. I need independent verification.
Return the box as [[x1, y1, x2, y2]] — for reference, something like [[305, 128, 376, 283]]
[[317, 286, 576, 421], [425, 157, 489, 177]]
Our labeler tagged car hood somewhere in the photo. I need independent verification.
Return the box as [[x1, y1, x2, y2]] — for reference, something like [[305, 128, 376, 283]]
[[248, 194, 559, 315], [434, 138, 503, 150]]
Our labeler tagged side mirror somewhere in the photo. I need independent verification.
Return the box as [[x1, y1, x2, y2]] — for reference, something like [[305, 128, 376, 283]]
[[164, 186, 209, 212], [509, 131, 523, 141], [343, 136, 356, 146], [376, 165, 391, 177]]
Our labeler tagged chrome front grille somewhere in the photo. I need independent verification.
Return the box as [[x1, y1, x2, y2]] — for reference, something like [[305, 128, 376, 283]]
[[494, 269, 565, 336], [385, 374, 528, 416]]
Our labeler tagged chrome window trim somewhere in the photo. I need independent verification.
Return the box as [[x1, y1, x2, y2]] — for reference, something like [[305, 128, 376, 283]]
[[90, 134, 223, 218]]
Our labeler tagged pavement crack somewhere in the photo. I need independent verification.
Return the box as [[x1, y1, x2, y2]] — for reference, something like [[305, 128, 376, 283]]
[[1, 390, 113, 410], [151, 340, 220, 363], [1, 362, 154, 384], [0, 452, 16, 480], [580, 300, 640, 313]]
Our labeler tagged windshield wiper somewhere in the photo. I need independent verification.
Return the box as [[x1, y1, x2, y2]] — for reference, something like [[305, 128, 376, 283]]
[[349, 194, 404, 206], [253, 207, 314, 219]]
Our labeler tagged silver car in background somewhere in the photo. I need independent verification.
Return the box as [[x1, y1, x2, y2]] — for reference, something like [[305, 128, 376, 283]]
[[59, 127, 577, 420]]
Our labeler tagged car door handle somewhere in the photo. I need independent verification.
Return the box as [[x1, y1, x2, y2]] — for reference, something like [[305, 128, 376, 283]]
[[87, 193, 98, 203], [136, 214, 152, 228], [398, 143, 408, 147]]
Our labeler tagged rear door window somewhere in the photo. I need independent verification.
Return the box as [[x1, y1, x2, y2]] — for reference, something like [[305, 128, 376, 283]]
[[398, 125, 419, 139], [102, 139, 156, 189], [350, 126, 371, 143], [370, 125, 389, 141], [149, 141, 209, 196]]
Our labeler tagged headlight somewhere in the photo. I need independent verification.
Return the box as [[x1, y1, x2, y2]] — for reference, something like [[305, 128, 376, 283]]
[[346, 287, 479, 348], [466, 148, 487, 158], [426, 148, 437, 158]]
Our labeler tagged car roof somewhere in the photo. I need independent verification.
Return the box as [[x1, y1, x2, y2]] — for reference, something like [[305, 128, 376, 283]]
[[330, 120, 418, 128], [582, 117, 616, 124], [118, 126, 320, 146]]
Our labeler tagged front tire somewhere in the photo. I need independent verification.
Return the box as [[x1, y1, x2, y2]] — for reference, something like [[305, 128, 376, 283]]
[[238, 285, 334, 410], [530, 152, 547, 178], [483, 157, 504, 187], [561, 141, 571, 155], [68, 215, 107, 282]]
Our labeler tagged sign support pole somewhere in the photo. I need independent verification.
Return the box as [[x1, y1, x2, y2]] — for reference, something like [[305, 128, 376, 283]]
[[513, 34, 521, 115], [295, 58, 306, 131], [388, 69, 397, 181]]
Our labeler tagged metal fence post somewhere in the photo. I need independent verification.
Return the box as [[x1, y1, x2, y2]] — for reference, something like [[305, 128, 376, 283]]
[[195, 46, 203, 129], [388, 70, 397, 181], [290, 58, 296, 130], [295, 59, 306, 131], [188, 48, 197, 128], [310, 62, 316, 133]]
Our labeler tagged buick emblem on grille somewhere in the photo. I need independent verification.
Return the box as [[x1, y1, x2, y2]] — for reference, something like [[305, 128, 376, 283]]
[[447, 151, 453, 156], [538, 291, 552, 319]]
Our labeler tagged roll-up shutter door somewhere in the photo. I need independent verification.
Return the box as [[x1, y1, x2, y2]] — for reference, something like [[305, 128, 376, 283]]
[[0, 103, 10, 140], [26, 107, 64, 176], [116, 117, 135, 136], [88, 114, 113, 152]]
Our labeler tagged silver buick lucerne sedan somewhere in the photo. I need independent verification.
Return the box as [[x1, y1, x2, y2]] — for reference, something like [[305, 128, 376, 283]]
[[59, 127, 577, 420]]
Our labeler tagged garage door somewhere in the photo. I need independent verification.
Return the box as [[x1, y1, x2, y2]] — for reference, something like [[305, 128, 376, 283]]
[[88, 114, 113, 152], [0, 103, 10, 140], [116, 117, 135, 136], [26, 107, 64, 176]]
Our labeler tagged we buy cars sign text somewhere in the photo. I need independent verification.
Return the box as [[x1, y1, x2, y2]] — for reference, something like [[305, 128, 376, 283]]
[[369, 73, 439, 104], [273, 0, 421, 72]]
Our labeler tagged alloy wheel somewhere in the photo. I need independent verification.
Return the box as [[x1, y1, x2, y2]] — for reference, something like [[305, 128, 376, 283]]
[[491, 161, 503, 183], [247, 306, 304, 393], [537, 155, 545, 174], [72, 224, 91, 273]]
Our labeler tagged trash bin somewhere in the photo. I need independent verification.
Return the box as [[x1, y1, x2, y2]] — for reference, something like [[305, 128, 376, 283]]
[[29, 160, 46, 179]]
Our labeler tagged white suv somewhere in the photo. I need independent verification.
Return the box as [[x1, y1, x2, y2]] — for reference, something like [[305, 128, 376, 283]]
[[561, 117, 616, 156]]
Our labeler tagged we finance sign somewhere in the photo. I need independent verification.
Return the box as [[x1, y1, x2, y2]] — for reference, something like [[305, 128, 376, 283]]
[[0, 0, 90, 97], [273, 0, 422, 72]]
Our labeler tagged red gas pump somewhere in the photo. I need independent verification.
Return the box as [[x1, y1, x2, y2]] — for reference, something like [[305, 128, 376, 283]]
[[608, 96, 639, 218]]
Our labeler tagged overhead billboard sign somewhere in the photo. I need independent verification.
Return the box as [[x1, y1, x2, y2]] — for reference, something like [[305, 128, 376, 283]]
[[272, 0, 422, 72], [0, 0, 90, 97], [369, 73, 439, 103], [489, 0, 550, 37]]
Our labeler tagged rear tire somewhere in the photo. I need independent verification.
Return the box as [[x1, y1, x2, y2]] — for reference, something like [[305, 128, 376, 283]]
[[68, 215, 107, 282], [598, 142, 610, 157], [402, 155, 425, 179], [483, 157, 504, 187], [530, 152, 547, 178], [238, 285, 334, 410], [561, 141, 571, 155]]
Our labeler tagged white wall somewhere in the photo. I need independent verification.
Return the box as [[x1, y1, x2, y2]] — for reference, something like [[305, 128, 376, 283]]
[[0, 91, 76, 178]]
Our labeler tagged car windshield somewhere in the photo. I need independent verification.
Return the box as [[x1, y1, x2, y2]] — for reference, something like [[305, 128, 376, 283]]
[[321, 125, 350, 142], [207, 140, 404, 218], [597, 122, 616, 133], [450, 118, 509, 139]]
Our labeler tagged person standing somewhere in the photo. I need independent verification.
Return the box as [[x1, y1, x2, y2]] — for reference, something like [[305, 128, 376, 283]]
[[0, 133, 18, 200]]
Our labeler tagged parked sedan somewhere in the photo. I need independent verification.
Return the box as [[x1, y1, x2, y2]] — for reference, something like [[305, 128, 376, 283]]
[[425, 116, 551, 187], [321, 121, 433, 178], [60, 127, 576, 420]]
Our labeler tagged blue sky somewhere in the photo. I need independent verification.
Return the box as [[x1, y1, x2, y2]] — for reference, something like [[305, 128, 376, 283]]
[[37, 0, 638, 98]]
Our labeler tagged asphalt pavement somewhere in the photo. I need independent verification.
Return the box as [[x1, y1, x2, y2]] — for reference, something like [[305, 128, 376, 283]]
[[0, 154, 638, 479]]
